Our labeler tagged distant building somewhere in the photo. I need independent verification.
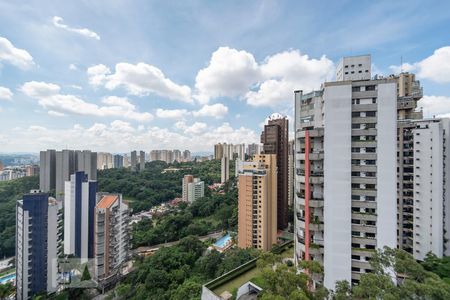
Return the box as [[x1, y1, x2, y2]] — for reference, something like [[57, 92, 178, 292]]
[[16, 191, 60, 300], [97, 152, 113, 170], [40, 149, 97, 201], [139, 151, 146, 171], [64, 171, 98, 259], [113, 154, 124, 168], [173, 149, 182, 162], [187, 179, 205, 203], [182, 175, 194, 202], [221, 156, 229, 183], [123, 154, 130, 168], [261, 114, 289, 230], [247, 143, 260, 157], [0, 161, 3, 171], [183, 150, 191, 162], [39, 149, 56, 192], [214, 144, 224, 160], [25, 165, 39, 176], [130, 151, 137, 171], [94, 194, 129, 282], [238, 154, 277, 251]]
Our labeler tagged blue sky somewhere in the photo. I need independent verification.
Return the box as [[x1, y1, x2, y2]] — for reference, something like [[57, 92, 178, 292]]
[[0, 0, 449, 153]]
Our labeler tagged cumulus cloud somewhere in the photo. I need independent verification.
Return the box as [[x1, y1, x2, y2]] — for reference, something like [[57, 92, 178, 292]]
[[389, 46, 450, 83], [156, 108, 189, 119], [0, 37, 34, 69], [87, 63, 192, 103], [48, 110, 66, 117], [194, 47, 261, 104], [194, 47, 334, 108], [183, 122, 208, 134], [52, 16, 100, 40], [1, 121, 259, 152], [193, 103, 228, 119], [20, 81, 153, 122], [0, 86, 13, 100], [419, 95, 450, 118]]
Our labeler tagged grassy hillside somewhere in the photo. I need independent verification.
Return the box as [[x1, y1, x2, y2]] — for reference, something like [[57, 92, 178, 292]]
[[0, 176, 39, 257]]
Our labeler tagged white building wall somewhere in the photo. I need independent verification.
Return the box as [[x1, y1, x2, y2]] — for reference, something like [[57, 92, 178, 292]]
[[47, 202, 59, 292], [64, 180, 75, 255], [443, 119, 450, 256], [376, 82, 398, 251], [323, 84, 352, 289]]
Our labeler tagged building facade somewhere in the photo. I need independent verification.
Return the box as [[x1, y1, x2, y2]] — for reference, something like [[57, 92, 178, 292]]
[[93, 194, 129, 283], [113, 154, 124, 168], [237, 154, 277, 251], [16, 191, 60, 300], [294, 55, 398, 288], [139, 151, 145, 171], [261, 114, 289, 230], [187, 179, 205, 203], [64, 171, 98, 259], [221, 156, 229, 183]]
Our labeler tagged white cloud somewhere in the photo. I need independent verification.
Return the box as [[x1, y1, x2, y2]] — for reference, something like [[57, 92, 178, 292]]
[[20, 81, 153, 122], [389, 46, 450, 83], [193, 103, 228, 119], [194, 47, 260, 104], [156, 108, 189, 119], [194, 47, 334, 108], [184, 122, 208, 135], [87, 63, 192, 103], [247, 50, 334, 108], [69, 63, 78, 70], [48, 110, 66, 117], [0, 37, 34, 69], [419, 95, 450, 118], [52, 16, 100, 40], [0, 86, 13, 100], [0, 121, 259, 152]]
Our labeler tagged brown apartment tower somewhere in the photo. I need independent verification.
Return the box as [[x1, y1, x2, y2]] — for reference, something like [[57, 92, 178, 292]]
[[261, 115, 288, 229]]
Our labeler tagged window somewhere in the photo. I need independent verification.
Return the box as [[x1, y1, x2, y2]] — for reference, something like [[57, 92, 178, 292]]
[[352, 112, 361, 117], [366, 196, 376, 202], [372, 98, 377, 103], [366, 111, 376, 117], [352, 147, 361, 152], [365, 70, 369, 73], [358, 70, 362, 73], [345, 65, 349, 68], [358, 64, 362, 67], [366, 85, 376, 91], [351, 71, 355, 74], [352, 86, 361, 92], [351, 64, 355, 67], [345, 72, 349, 75]]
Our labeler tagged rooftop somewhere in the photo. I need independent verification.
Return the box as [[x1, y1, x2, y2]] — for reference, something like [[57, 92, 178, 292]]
[[97, 194, 119, 209]]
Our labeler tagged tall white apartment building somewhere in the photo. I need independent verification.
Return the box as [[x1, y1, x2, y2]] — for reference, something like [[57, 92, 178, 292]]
[[16, 191, 60, 300], [187, 179, 205, 203], [93, 193, 129, 283], [139, 151, 146, 171], [64, 171, 98, 260], [410, 119, 450, 260], [294, 55, 397, 288]]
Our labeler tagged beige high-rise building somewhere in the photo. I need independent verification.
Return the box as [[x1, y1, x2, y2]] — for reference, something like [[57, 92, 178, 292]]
[[238, 154, 277, 251], [182, 175, 194, 202], [221, 156, 229, 183]]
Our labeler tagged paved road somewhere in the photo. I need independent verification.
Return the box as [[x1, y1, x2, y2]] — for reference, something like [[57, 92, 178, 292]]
[[134, 230, 224, 254]]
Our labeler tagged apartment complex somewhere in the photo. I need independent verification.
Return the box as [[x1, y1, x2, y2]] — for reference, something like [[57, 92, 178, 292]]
[[64, 171, 98, 259], [214, 143, 246, 160], [139, 150, 146, 171], [93, 194, 130, 283], [261, 115, 289, 230], [130, 151, 137, 171], [97, 152, 113, 170], [294, 55, 398, 288], [113, 154, 124, 168], [237, 154, 277, 251], [221, 156, 230, 183], [149, 149, 192, 163], [247, 143, 261, 157], [182, 175, 204, 203], [16, 191, 60, 300], [40, 149, 97, 200]]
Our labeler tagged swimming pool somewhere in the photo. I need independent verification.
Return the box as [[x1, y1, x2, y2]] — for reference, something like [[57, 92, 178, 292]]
[[214, 233, 231, 248], [0, 273, 15, 284]]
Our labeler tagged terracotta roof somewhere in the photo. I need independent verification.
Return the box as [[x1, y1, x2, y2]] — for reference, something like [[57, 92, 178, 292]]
[[97, 194, 118, 209]]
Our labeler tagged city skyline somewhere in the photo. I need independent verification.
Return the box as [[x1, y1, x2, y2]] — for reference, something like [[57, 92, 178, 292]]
[[1, 1, 450, 152]]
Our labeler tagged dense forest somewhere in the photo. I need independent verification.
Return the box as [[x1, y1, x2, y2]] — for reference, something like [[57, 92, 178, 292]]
[[98, 159, 229, 213], [0, 175, 39, 257], [132, 178, 238, 248]]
